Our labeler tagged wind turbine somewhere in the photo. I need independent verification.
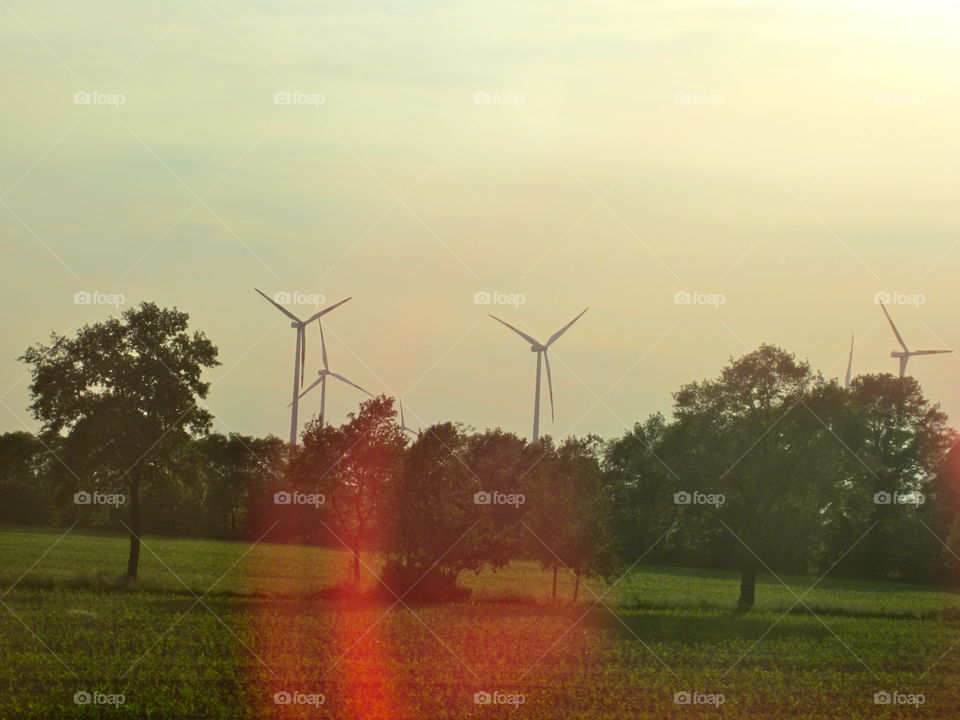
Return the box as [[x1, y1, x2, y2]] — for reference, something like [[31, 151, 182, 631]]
[[292, 322, 373, 426], [879, 301, 952, 378], [489, 308, 588, 442], [397, 396, 419, 438], [845, 334, 854, 388], [255, 289, 351, 444]]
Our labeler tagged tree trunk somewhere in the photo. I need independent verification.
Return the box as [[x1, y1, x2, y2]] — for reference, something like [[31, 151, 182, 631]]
[[352, 548, 361, 584], [738, 560, 756, 610], [125, 476, 141, 582], [551, 564, 558, 600], [573, 570, 581, 602]]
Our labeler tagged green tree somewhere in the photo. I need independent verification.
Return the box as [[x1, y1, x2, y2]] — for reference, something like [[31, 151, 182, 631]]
[[20, 302, 219, 580], [0, 431, 52, 525], [667, 345, 840, 609]]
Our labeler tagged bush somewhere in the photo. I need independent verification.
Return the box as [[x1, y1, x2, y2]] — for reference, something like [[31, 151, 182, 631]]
[[378, 559, 471, 602]]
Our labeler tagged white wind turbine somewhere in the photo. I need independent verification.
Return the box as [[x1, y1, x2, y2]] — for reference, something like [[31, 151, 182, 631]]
[[255, 289, 351, 444], [880, 301, 952, 378], [490, 308, 588, 442], [292, 322, 373, 427]]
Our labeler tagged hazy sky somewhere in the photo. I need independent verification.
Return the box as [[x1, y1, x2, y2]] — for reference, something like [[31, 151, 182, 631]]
[[3, 0, 960, 443]]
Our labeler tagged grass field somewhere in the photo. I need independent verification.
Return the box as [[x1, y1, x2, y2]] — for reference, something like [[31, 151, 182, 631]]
[[2, 524, 959, 718]]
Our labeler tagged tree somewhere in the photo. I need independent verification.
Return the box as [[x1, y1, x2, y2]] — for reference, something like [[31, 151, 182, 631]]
[[522, 436, 608, 601], [819, 374, 951, 581], [0, 431, 52, 525], [297, 395, 405, 583], [666, 345, 840, 609], [384, 422, 488, 599], [20, 302, 219, 580]]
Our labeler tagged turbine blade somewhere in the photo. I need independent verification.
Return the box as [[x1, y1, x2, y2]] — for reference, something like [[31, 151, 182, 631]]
[[899, 356, 909, 378], [489, 315, 540, 346], [546, 307, 589, 347], [880, 302, 909, 353], [319, 322, 329, 370], [303, 297, 352, 325], [399, 396, 406, 427], [845, 334, 854, 388], [255, 288, 301, 323], [289, 375, 324, 405], [330, 372, 374, 397], [911, 350, 953, 356], [543, 350, 555, 422]]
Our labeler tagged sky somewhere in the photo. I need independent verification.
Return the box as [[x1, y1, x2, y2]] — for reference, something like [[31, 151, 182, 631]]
[[2, 0, 960, 444]]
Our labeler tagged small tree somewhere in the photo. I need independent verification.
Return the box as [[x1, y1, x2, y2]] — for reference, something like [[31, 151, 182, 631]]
[[299, 396, 405, 583], [20, 302, 219, 580]]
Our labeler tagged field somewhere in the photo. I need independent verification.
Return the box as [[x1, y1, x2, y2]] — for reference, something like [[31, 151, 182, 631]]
[[2, 525, 959, 718]]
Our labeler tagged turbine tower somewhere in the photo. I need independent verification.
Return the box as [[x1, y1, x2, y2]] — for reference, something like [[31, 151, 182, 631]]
[[879, 301, 952, 378], [490, 308, 588, 442], [293, 322, 373, 426], [255, 289, 351, 444]]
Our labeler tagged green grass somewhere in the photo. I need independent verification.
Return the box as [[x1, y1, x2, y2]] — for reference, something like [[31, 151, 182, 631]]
[[1, 524, 959, 718]]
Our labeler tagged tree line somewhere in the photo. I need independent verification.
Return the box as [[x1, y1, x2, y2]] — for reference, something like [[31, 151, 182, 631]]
[[4, 302, 959, 608]]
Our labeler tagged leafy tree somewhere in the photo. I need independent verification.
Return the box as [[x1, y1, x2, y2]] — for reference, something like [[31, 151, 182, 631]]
[[20, 302, 219, 580], [384, 422, 487, 599], [297, 395, 405, 583], [522, 436, 608, 600], [820, 374, 951, 580], [0, 431, 52, 525], [666, 345, 840, 609]]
